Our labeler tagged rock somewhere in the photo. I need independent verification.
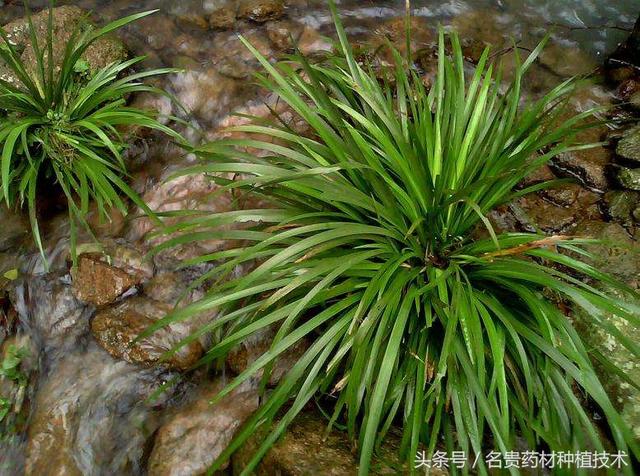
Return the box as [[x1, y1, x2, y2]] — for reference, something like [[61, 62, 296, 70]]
[[136, 14, 177, 51], [552, 139, 611, 192], [0, 206, 29, 253], [616, 167, 640, 191], [616, 125, 640, 163], [73, 255, 137, 307], [91, 297, 204, 370], [542, 183, 600, 209], [574, 286, 640, 441], [72, 240, 153, 306], [170, 67, 239, 123], [1, 5, 128, 84], [604, 190, 640, 226], [233, 410, 409, 475], [209, 6, 237, 30], [571, 220, 640, 283], [25, 344, 171, 476], [227, 326, 309, 387], [518, 163, 556, 188], [143, 270, 206, 307], [175, 13, 209, 31], [12, 272, 92, 362], [606, 15, 640, 84], [266, 20, 302, 51], [238, 0, 285, 23], [148, 379, 259, 476], [510, 195, 578, 233]]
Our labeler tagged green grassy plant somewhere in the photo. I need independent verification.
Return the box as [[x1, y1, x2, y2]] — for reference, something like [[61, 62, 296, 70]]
[[0, 5, 182, 265], [146, 4, 640, 475]]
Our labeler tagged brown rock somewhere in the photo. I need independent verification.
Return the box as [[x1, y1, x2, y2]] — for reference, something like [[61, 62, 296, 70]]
[[209, 6, 237, 30], [175, 12, 209, 31], [91, 297, 203, 370], [551, 134, 611, 192], [238, 0, 285, 23], [227, 326, 309, 387], [148, 380, 259, 476], [511, 195, 577, 233], [73, 253, 139, 307], [233, 410, 410, 475], [266, 20, 302, 51]]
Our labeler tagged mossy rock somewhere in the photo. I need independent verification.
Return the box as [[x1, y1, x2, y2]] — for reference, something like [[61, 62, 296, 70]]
[[574, 285, 640, 441], [0, 5, 127, 85], [616, 125, 640, 163]]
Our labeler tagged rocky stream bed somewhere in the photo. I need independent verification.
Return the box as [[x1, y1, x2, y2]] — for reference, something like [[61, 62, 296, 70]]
[[0, 1, 639, 474]]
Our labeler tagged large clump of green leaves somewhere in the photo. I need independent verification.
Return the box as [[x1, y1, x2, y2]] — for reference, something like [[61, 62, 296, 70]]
[[0, 5, 181, 265], [147, 4, 640, 475]]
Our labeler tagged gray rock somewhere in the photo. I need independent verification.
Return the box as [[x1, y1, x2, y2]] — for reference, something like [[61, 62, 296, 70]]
[[25, 344, 171, 476], [12, 272, 92, 364]]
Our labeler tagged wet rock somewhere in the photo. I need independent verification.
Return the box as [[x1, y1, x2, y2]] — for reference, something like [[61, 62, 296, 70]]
[[510, 195, 578, 233], [170, 67, 239, 123], [227, 326, 309, 387], [238, 0, 285, 23], [616, 167, 640, 191], [571, 220, 640, 283], [25, 344, 171, 476], [148, 379, 259, 476], [542, 183, 600, 210], [72, 240, 153, 306], [209, 6, 237, 30], [551, 132, 611, 192], [136, 14, 177, 51], [175, 13, 209, 31], [266, 19, 303, 51], [604, 190, 640, 226], [616, 125, 640, 163], [73, 255, 140, 307], [519, 163, 556, 188], [143, 270, 206, 307], [605, 15, 640, 84], [91, 297, 204, 370], [13, 272, 92, 362], [233, 410, 408, 475], [218, 56, 251, 79], [370, 16, 434, 62], [297, 26, 333, 56]]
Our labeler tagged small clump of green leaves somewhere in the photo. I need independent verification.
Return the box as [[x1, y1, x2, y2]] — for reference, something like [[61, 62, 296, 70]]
[[145, 3, 640, 475], [0, 4, 183, 267], [0, 344, 28, 433]]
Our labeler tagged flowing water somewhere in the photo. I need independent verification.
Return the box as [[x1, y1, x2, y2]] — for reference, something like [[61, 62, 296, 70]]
[[0, 0, 637, 474]]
